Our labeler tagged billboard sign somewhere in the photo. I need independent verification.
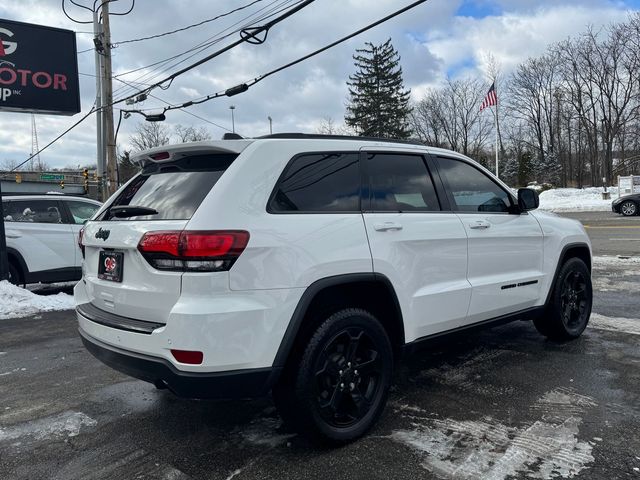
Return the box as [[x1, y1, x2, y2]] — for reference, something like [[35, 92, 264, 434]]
[[0, 19, 80, 115]]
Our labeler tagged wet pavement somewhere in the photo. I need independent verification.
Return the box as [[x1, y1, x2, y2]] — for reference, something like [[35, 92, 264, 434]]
[[1, 211, 639, 480]]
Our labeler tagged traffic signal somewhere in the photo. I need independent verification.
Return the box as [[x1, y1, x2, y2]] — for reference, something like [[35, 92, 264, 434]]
[[60, 180, 64, 190], [83, 168, 89, 179], [15, 173, 21, 184]]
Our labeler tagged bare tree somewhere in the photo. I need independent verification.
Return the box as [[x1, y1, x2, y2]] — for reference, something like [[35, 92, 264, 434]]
[[412, 78, 492, 158], [174, 124, 211, 143], [128, 122, 171, 152]]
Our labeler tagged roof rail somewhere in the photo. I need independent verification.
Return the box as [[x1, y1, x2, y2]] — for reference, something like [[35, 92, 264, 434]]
[[255, 132, 425, 146]]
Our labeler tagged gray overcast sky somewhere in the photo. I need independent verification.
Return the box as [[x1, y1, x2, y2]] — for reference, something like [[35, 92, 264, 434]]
[[0, 0, 638, 169]]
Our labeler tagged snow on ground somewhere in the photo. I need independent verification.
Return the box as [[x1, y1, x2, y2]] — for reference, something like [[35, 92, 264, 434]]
[[0, 281, 75, 320], [391, 387, 597, 479], [538, 187, 619, 212]]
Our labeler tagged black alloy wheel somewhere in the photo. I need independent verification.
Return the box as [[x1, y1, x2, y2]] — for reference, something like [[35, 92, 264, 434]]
[[559, 269, 590, 337], [313, 326, 383, 429], [534, 257, 592, 340], [274, 308, 393, 444]]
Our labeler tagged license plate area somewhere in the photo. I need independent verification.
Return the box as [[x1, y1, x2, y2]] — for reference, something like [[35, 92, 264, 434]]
[[98, 251, 124, 282]]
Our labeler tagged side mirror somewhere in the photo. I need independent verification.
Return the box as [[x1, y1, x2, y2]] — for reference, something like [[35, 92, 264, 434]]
[[517, 188, 539, 212]]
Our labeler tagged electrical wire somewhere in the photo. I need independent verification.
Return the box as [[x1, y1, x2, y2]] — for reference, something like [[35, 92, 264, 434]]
[[16, 0, 428, 169], [108, 0, 135, 16], [162, 0, 431, 114], [111, 0, 299, 99], [108, 0, 314, 106], [114, 77, 231, 132], [62, 0, 93, 23], [111, 0, 264, 47], [10, 109, 97, 171]]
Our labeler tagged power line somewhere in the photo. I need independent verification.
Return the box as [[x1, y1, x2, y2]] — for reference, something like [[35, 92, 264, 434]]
[[111, 0, 265, 47], [111, 0, 300, 99], [114, 77, 231, 132], [111, 0, 315, 106], [9, 109, 97, 172], [109, 0, 293, 99], [162, 0, 431, 114], [14, 0, 429, 169]]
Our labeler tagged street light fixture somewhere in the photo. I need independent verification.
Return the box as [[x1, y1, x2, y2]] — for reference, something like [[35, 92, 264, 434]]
[[229, 105, 236, 133], [268, 116, 273, 135]]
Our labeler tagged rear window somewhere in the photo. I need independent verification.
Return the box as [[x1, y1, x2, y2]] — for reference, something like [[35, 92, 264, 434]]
[[100, 154, 236, 221]]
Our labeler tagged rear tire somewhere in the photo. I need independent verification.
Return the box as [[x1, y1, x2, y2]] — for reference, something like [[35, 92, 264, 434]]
[[274, 308, 393, 444], [8, 262, 21, 286], [620, 200, 638, 216], [534, 257, 592, 341]]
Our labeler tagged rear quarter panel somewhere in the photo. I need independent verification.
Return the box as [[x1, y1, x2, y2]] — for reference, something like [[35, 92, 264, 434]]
[[186, 140, 374, 290]]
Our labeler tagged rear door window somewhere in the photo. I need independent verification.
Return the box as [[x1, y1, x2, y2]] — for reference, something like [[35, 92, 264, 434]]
[[3, 200, 63, 223], [101, 154, 236, 221], [269, 152, 360, 212], [367, 153, 441, 212]]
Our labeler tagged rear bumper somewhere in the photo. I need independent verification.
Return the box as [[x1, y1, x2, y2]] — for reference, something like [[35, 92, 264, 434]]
[[79, 328, 281, 399]]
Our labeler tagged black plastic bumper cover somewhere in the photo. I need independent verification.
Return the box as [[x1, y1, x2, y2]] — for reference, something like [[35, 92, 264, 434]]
[[79, 328, 280, 399]]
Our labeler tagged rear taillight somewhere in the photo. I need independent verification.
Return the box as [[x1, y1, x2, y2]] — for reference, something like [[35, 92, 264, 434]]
[[137, 230, 249, 272], [78, 227, 85, 258], [171, 349, 203, 364]]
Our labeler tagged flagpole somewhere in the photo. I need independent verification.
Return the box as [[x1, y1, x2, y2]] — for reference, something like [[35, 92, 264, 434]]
[[495, 102, 499, 178]]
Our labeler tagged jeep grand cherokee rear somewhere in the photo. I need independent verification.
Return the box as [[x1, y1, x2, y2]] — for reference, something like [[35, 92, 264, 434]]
[[77, 135, 593, 444]]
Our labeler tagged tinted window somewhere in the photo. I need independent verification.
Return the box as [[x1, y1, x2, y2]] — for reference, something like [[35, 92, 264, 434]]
[[3, 200, 63, 223], [102, 154, 236, 221], [437, 157, 512, 213], [368, 153, 440, 212], [270, 153, 360, 212], [66, 201, 100, 224]]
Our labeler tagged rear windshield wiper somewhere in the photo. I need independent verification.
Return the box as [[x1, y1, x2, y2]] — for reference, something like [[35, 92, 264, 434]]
[[109, 205, 158, 218]]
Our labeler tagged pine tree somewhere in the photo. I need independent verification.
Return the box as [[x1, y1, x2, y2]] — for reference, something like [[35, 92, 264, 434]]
[[345, 39, 412, 139]]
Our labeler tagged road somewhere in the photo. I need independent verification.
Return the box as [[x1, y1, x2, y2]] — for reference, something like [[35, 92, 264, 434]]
[[1, 211, 639, 480], [561, 210, 640, 256]]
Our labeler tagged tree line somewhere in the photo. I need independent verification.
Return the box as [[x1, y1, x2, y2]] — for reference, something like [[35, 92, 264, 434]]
[[344, 14, 640, 188]]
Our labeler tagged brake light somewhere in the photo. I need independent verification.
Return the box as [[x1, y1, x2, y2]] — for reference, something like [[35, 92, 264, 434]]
[[137, 230, 249, 272], [149, 151, 171, 161], [78, 227, 85, 258]]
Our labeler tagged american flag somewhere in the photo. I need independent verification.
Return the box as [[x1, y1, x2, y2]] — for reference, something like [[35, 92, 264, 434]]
[[480, 82, 497, 111]]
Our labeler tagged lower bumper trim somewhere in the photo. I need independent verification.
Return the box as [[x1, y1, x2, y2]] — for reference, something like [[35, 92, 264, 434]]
[[79, 328, 280, 399]]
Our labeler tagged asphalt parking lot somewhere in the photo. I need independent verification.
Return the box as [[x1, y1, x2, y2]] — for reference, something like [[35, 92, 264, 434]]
[[1, 211, 639, 480]]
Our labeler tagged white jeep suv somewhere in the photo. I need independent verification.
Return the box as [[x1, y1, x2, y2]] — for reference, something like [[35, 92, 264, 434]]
[[75, 134, 592, 443], [3, 195, 101, 285]]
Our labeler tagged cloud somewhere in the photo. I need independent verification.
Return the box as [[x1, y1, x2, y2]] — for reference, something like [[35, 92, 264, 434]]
[[0, 0, 637, 168]]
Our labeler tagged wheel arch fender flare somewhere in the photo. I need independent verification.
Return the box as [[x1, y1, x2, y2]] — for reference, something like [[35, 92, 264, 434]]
[[271, 273, 405, 370], [544, 242, 592, 307]]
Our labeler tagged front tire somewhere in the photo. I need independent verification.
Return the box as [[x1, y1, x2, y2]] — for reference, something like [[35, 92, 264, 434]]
[[620, 200, 638, 216], [274, 308, 393, 444], [534, 257, 592, 341]]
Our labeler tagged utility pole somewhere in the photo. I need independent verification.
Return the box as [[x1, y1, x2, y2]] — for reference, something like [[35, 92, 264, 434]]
[[0, 179, 9, 282], [229, 105, 236, 133], [101, 1, 118, 197], [93, 7, 105, 201]]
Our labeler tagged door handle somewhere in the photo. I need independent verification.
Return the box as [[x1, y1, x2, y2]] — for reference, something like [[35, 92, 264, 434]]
[[469, 220, 490, 230], [373, 222, 403, 232]]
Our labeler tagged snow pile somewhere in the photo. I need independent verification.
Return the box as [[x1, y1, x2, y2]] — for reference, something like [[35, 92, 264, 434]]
[[538, 187, 618, 212], [0, 281, 75, 319]]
